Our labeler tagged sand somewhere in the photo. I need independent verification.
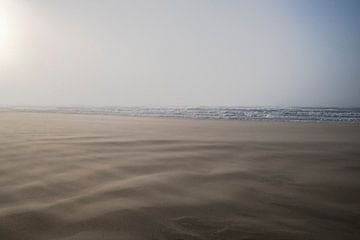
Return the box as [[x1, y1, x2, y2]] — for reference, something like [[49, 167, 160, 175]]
[[0, 112, 359, 240]]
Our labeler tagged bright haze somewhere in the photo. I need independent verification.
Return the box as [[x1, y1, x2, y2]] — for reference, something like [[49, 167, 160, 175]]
[[0, 0, 359, 107]]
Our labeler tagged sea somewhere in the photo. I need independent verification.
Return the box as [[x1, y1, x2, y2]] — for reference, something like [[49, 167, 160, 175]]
[[1, 106, 360, 123]]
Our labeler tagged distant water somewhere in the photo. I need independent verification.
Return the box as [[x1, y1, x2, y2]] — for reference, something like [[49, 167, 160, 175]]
[[2, 106, 360, 123]]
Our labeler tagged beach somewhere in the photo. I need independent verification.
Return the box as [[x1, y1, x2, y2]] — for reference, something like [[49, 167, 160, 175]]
[[0, 112, 359, 240]]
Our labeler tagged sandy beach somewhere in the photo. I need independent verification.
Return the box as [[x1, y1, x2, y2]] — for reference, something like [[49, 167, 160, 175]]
[[0, 112, 359, 240]]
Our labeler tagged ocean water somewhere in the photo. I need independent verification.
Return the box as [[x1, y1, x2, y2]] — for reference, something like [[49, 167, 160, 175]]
[[2, 106, 360, 123]]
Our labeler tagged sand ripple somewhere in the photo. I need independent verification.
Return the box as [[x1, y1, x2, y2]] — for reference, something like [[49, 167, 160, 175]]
[[0, 113, 360, 239]]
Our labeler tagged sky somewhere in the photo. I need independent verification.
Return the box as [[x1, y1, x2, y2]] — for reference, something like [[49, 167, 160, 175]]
[[0, 0, 359, 107]]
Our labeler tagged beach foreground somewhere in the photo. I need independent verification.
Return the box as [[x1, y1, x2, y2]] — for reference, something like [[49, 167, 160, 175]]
[[0, 112, 359, 240]]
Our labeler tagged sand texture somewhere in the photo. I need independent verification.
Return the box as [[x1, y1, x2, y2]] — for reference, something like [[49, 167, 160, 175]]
[[0, 112, 359, 240]]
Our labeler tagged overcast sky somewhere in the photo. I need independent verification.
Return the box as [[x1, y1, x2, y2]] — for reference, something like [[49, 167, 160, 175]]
[[0, 0, 359, 107]]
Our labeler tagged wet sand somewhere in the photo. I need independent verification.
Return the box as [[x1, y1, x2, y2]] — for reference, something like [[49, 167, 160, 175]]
[[0, 112, 359, 240]]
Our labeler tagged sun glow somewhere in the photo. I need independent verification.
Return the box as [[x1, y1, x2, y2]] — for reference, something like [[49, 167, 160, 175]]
[[0, 26, 11, 53], [0, 1, 23, 67], [0, 7, 12, 48]]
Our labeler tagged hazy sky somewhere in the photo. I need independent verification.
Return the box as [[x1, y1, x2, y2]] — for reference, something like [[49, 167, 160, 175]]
[[0, 0, 359, 107]]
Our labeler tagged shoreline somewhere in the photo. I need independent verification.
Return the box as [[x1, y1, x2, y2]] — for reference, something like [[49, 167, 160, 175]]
[[1, 110, 359, 126]]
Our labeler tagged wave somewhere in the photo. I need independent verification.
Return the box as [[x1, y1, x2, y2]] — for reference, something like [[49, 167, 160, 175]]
[[2, 106, 360, 123]]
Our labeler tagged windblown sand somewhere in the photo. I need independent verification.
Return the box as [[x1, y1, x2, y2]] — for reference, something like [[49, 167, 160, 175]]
[[0, 112, 359, 240]]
